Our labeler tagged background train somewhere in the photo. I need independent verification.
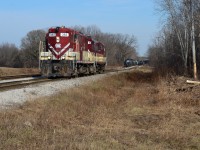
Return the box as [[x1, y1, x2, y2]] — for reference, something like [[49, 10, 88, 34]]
[[124, 58, 149, 67], [39, 26, 106, 77]]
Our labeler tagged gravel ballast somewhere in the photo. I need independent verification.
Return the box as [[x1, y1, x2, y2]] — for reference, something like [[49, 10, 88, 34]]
[[0, 73, 115, 109]]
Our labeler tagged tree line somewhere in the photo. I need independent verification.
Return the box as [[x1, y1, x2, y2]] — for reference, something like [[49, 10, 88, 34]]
[[0, 25, 137, 68], [148, 0, 200, 77]]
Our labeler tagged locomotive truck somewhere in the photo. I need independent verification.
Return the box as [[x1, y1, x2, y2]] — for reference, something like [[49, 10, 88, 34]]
[[39, 26, 106, 77]]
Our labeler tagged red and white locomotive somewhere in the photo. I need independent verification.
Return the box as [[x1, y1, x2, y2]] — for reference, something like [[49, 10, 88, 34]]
[[39, 26, 106, 77]]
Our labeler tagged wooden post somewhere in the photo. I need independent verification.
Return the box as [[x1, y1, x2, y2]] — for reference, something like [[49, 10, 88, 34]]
[[191, 0, 198, 80], [39, 41, 42, 71], [186, 80, 200, 84]]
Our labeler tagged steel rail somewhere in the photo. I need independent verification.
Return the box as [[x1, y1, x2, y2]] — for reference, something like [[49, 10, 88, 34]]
[[0, 67, 138, 92], [0, 74, 41, 80], [0, 78, 53, 92]]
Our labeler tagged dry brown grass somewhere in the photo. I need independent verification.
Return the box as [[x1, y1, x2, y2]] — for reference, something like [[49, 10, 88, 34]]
[[0, 67, 39, 76], [0, 68, 200, 149]]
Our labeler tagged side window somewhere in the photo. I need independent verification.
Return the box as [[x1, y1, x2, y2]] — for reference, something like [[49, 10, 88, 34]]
[[74, 34, 78, 42], [92, 41, 95, 51], [99, 45, 103, 51], [98, 44, 103, 51], [95, 44, 98, 52]]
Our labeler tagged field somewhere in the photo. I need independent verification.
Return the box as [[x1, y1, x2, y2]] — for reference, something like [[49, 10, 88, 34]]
[[0, 67, 199, 149], [0, 67, 39, 77]]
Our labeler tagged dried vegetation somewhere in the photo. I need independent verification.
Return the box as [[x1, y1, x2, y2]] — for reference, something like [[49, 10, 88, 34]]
[[0, 67, 199, 149], [0, 67, 39, 76]]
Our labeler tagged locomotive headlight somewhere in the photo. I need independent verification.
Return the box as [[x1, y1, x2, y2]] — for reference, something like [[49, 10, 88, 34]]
[[48, 56, 51, 59], [56, 37, 60, 42], [61, 55, 66, 60]]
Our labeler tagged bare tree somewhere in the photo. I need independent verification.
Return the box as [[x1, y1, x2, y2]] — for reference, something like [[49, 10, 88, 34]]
[[100, 33, 137, 65], [116, 34, 137, 63], [0, 43, 21, 67], [21, 30, 46, 68], [157, 0, 191, 72], [71, 25, 102, 40], [150, 0, 200, 75]]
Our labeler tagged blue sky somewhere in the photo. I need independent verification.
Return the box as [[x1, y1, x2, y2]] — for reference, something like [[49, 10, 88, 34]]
[[0, 0, 159, 56]]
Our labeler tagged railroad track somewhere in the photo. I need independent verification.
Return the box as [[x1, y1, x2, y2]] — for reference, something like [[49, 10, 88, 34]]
[[0, 66, 137, 92], [0, 74, 41, 80], [0, 77, 55, 92]]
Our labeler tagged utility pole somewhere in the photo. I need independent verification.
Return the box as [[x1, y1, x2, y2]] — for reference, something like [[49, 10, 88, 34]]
[[191, 0, 198, 80]]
